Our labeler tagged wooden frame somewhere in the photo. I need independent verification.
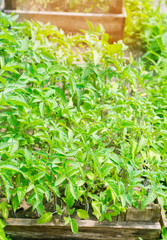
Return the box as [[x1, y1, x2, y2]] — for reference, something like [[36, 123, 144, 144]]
[[4, 218, 161, 240], [160, 208, 167, 229], [126, 203, 161, 222], [2, 204, 162, 240], [4, 0, 126, 42]]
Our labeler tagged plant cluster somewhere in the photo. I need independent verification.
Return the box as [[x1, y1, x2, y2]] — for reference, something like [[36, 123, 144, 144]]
[[0, 10, 167, 238], [141, 2, 167, 219], [124, 0, 153, 45], [0, 219, 11, 240]]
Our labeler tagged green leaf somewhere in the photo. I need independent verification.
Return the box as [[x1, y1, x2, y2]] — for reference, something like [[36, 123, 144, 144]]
[[6, 96, 30, 108], [100, 165, 112, 178], [137, 137, 147, 153], [93, 50, 101, 66], [0, 33, 16, 43], [77, 209, 89, 219], [64, 184, 75, 208], [86, 20, 94, 31], [0, 77, 6, 86], [70, 219, 78, 234], [92, 201, 101, 220], [12, 195, 20, 212], [86, 171, 95, 180], [105, 212, 112, 222], [48, 65, 68, 74], [0, 163, 21, 173], [7, 115, 18, 127], [10, 140, 19, 154], [40, 51, 54, 61], [32, 172, 45, 182], [69, 77, 76, 96], [2, 206, 9, 220], [20, 36, 30, 51], [161, 32, 167, 46], [39, 102, 45, 118], [55, 175, 66, 186], [119, 182, 125, 195], [56, 204, 62, 216], [108, 43, 122, 55], [36, 203, 44, 216], [69, 179, 78, 200], [54, 87, 67, 102], [64, 216, 71, 225], [106, 179, 119, 198], [0, 219, 6, 229], [0, 233, 7, 240], [37, 212, 52, 224], [17, 187, 26, 203], [67, 208, 75, 215], [141, 192, 156, 211], [0, 142, 14, 150], [131, 138, 138, 159], [24, 147, 32, 165]]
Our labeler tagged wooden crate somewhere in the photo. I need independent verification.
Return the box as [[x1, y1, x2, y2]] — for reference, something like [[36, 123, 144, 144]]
[[4, 0, 126, 42], [3, 204, 162, 240]]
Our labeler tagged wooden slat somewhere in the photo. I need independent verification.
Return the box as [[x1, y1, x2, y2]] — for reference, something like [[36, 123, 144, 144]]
[[109, 0, 123, 13], [157, 198, 167, 229], [5, 0, 16, 10], [126, 204, 161, 222], [4, 218, 161, 240], [4, 9, 126, 42], [160, 208, 167, 229]]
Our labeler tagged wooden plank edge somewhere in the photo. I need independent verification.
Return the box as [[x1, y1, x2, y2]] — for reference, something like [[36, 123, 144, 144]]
[[157, 198, 167, 229], [4, 218, 161, 229], [4, 218, 161, 240], [160, 208, 167, 229], [4, 9, 126, 18]]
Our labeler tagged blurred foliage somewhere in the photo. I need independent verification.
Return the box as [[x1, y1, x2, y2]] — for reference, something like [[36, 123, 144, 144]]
[[124, 0, 153, 45]]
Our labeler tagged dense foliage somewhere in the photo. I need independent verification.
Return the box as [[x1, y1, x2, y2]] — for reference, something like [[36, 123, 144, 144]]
[[141, 5, 167, 219], [124, 0, 153, 44], [0, 1, 167, 239]]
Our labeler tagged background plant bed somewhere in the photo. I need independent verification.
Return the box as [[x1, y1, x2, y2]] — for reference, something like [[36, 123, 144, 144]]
[[4, 0, 126, 42], [2, 204, 162, 240]]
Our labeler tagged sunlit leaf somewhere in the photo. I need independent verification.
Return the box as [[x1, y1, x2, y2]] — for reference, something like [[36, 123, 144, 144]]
[[37, 212, 52, 224]]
